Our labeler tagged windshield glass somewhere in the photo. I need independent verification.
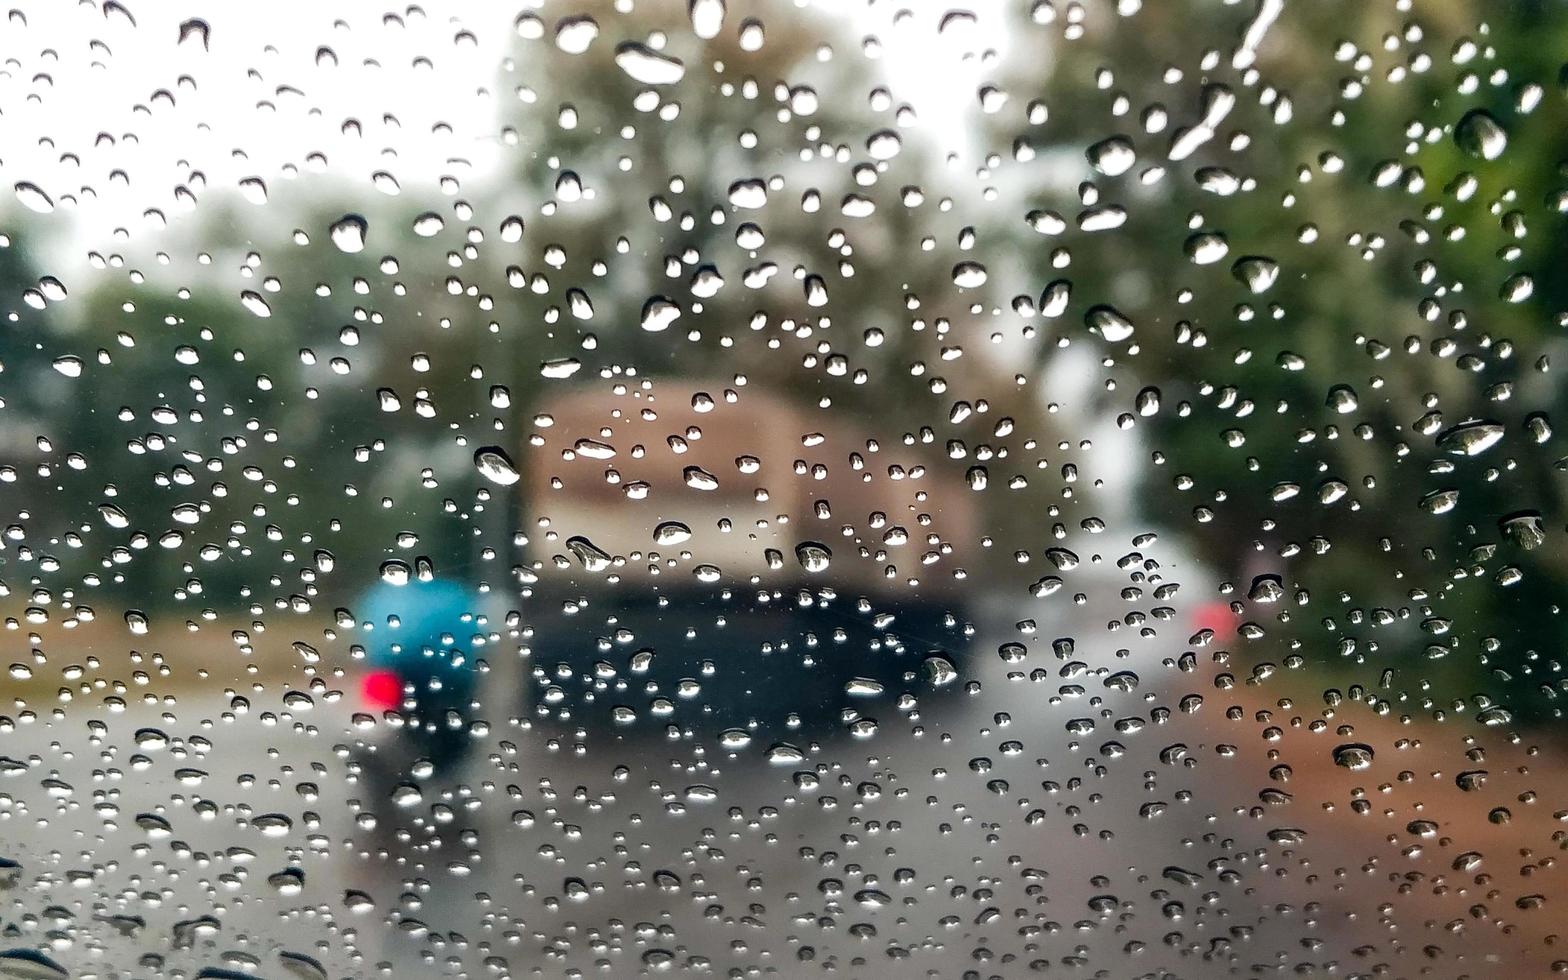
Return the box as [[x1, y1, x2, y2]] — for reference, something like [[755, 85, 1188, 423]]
[[2, 1, 1566, 977]]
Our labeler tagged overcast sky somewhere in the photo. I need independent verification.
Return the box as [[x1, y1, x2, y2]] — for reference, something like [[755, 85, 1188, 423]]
[[2, 0, 1005, 257]]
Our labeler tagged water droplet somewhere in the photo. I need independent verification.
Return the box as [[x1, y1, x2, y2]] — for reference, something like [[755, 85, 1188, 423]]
[[923, 655, 958, 686], [1078, 205, 1127, 232], [1420, 488, 1459, 515], [1039, 279, 1071, 318], [176, 17, 210, 48], [343, 890, 375, 914], [1184, 232, 1229, 265], [1499, 511, 1546, 550], [1455, 108, 1507, 160], [767, 742, 805, 764], [573, 438, 616, 460], [1027, 209, 1067, 235], [1087, 135, 1136, 176], [238, 176, 269, 204], [391, 783, 423, 808], [642, 949, 676, 972], [240, 291, 272, 318], [540, 357, 583, 379], [641, 296, 682, 332], [727, 179, 768, 209], [690, 0, 726, 39], [1455, 770, 1488, 793], [329, 213, 367, 253], [1231, 256, 1279, 293], [267, 868, 305, 896], [1476, 705, 1512, 726], [937, 9, 979, 35], [13, 182, 54, 214], [1500, 272, 1533, 303], [135, 812, 173, 838], [1435, 419, 1504, 457], [1195, 166, 1240, 195], [615, 43, 685, 84], [1247, 575, 1285, 603], [690, 265, 725, 296], [855, 888, 891, 909], [474, 446, 520, 486], [36, 278, 66, 303], [654, 521, 692, 545], [1331, 743, 1375, 771], [1326, 385, 1358, 414], [952, 261, 988, 288], [93, 914, 145, 937], [1031, 576, 1063, 597], [867, 129, 902, 160], [566, 536, 613, 572], [795, 541, 832, 572], [0, 949, 69, 980], [847, 717, 879, 738], [172, 914, 221, 948], [134, 727, 169, 751], [554, 15, 599, 54], [412, 212, 444, 236], [1085, 304, 1135, 342], [277, 950, 328, 980], [683, 466, 719, 490]]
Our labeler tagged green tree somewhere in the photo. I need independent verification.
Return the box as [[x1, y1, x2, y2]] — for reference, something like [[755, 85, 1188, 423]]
[[985, 0, 1568, 722]]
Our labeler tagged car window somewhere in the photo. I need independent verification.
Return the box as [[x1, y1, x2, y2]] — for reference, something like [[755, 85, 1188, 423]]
[[2, 1, 1566, 977]]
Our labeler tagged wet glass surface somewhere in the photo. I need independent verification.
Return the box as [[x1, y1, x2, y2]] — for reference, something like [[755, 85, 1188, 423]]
[[2, 1, 1567, 977]]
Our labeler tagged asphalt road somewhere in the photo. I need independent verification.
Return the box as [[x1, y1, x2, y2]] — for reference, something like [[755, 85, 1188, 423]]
[[3, 576, 1557, 978]]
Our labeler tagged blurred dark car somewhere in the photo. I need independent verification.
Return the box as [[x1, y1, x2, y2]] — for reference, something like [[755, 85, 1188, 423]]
[[353, 378, 980, 781]]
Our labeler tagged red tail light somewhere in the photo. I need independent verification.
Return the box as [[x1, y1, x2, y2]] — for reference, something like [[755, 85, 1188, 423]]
[[1192, 601, 1239, 636], [362, 669, 402, 710]]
